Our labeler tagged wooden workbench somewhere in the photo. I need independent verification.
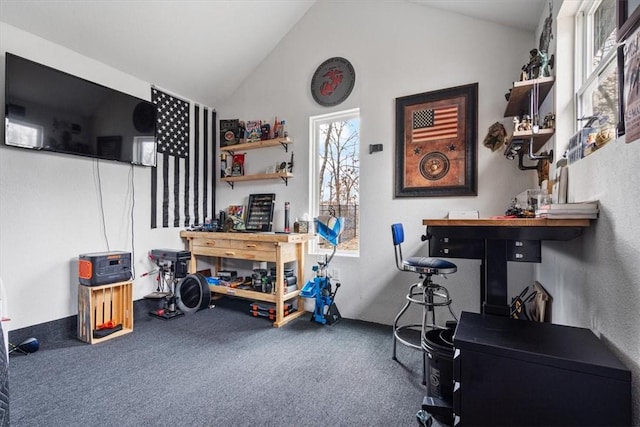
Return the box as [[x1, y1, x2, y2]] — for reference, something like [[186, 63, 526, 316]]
[[180, 231, 312, 327]]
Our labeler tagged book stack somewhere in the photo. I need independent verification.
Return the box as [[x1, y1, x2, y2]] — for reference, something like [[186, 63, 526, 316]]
[[535, 201, 599, 219]]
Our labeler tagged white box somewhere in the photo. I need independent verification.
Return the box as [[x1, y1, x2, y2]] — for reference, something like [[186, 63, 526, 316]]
[[448, 210, 479, 219]]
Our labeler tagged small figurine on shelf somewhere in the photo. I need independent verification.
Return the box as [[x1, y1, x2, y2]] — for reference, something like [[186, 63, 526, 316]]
[[260, 122, 271, 140], [524, 48, 555, 80], [538, 50, 554, 78], [513, 116, 521, 132], [542, 112, 555, 129], [517, 115, 532, 132]]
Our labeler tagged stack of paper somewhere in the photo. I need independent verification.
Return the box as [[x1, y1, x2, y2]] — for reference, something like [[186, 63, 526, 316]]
[[535, 201, 599, 219]]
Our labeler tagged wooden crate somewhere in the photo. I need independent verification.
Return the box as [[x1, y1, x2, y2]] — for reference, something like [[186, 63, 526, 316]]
[[77, 280, 133, 344]]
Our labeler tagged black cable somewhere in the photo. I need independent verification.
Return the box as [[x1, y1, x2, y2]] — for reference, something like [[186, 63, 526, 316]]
[[129, 164, 136, 279], [95, 159, 110, 251]]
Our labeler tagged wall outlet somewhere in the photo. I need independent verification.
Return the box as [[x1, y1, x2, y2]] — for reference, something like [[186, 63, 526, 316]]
[[330, 268, 340, 280]]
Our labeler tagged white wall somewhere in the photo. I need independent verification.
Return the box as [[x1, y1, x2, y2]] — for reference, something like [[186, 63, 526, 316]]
[[537, 1, 640, 423], [0, 23, 186, 330], [218, 0, 535, 325]]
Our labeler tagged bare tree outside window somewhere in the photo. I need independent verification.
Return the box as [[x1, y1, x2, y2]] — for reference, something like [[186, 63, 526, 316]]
[[573, 0, 619, 155], [313, 113, 360, 253]]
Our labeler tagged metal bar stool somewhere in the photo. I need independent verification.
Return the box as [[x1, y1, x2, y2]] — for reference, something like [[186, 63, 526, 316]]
[[390, 223, 457, 385]]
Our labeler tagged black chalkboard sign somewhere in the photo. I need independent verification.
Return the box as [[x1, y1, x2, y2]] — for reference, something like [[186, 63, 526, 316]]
[[245, 193, 276, 232]]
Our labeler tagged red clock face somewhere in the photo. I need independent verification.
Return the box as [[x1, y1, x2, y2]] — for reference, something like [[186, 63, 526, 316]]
[[311, 57, 355, 107]]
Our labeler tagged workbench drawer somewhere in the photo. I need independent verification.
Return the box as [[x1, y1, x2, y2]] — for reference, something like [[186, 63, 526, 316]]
[[429, 237, 484, 259], [507, 240, 541, 262], [192, 237, 231, 249], [230, 240, 276, 252]]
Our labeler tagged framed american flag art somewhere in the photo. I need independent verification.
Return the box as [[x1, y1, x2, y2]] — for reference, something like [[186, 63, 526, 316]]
[[394, 83, 478, 198]]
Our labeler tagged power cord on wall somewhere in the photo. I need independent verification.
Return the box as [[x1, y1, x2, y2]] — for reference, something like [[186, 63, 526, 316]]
[[93, 159, 138, 280], [94, 159, 110, 251], [128, 164, 136, 279]]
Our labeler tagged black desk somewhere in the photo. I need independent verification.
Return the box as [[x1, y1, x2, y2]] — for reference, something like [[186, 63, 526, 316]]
[[423, 218, 590, 316]]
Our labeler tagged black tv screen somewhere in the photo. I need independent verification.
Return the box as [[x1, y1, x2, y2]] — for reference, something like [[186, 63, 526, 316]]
[[4, 53, 157, 166]]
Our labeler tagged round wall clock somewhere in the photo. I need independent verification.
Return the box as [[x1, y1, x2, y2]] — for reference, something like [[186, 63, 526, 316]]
[[311, 57, 355, 107]]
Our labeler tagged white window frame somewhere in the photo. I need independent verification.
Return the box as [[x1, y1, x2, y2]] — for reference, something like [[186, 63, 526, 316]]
[[308, 108, 360, 257], [574, 0, 619, 128]]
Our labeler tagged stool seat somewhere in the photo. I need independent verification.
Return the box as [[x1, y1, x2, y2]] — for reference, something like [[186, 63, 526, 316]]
[[403, 257, 457, 276]]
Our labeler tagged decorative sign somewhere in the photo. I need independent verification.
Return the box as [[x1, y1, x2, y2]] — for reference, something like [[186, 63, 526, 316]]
[[245, 193, 276, 232], [624, 27, 640, 143], [311, 57, 355, 107], [395, 83, 478, 198]]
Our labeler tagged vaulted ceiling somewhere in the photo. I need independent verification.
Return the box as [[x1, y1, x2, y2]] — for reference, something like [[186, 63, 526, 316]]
[[0, 0, 545, 107]]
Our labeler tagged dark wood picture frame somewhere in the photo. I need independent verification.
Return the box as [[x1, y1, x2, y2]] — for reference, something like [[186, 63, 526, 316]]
[[617, 0, 640, 42], [394, 83, 478, 198], [617, 44, 626, 137]]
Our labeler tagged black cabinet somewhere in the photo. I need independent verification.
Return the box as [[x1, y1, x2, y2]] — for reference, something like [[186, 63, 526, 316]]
[[428, 237, 483, 259], [506, 239, 541, 262], [453, 312, 631, 426]]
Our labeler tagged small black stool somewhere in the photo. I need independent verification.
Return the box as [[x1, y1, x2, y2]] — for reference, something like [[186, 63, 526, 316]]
[[390, 223, 457, 386]]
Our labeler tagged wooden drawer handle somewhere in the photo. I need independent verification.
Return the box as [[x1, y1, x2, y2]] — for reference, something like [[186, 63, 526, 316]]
[[246, 244, 257, 248], [225, 251, 236, 255]]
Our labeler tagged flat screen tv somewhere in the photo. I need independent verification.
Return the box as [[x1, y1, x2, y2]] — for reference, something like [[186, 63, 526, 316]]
[[4, 52, 157, 166]]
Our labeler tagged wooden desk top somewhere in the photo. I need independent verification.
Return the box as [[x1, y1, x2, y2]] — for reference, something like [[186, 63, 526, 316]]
[[423, 218, 591, 227], [180, 230, 313, 243]]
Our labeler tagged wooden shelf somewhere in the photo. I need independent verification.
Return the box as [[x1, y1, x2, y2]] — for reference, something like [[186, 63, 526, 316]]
[[208, 284, 301, 302], [505, 128, 555, 155], [222, 172, 292, 188], [504, 76, 555, 117], [77, 281, 133, 344], [220, 137, 292, 153]]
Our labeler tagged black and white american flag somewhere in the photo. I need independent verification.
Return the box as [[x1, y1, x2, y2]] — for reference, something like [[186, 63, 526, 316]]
[[151, 88, 216, 228]]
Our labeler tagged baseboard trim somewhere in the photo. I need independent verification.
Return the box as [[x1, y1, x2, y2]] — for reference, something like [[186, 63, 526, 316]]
[[8, 299, 159, 348]]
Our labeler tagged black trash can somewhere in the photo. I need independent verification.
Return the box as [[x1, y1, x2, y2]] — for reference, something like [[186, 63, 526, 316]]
[[422, 328, 454, 403]]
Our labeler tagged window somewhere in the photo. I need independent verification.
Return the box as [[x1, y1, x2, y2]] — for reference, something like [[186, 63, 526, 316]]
[[309, 109, 360, 256], [5, 118, 43, 149], [575, 0, 619, 136]]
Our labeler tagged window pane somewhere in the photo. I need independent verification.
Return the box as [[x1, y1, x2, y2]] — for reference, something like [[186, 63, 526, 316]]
[[5, 118, 43, 148], [592, 0, 616, 69], [317, 117, 360, 252], [584, 58, 618, 127], [578, 57, 618, 153]]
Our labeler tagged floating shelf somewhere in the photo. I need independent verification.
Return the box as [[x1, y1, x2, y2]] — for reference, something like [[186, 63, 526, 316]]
[[220, 137, 292, 153], [222, 172, 293, 189], [504, 76, 555, 117], [504, 128, 555, 159]]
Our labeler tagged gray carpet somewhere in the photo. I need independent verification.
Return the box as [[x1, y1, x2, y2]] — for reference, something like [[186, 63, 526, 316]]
[[8, 301, 431, 426]]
